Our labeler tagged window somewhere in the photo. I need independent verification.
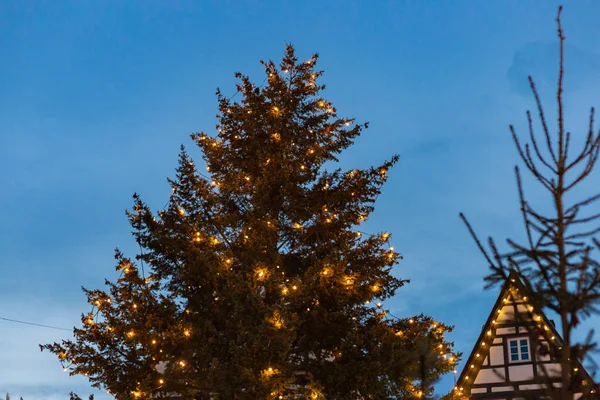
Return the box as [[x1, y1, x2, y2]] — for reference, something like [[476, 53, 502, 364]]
[[509, 338, 530, 362]]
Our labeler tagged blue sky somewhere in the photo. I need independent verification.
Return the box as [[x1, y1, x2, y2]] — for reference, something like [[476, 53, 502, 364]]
[[1, 1, 599, 398]]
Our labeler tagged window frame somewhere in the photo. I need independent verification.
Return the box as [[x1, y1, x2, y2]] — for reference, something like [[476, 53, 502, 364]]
[[508, 336, 531, 363]]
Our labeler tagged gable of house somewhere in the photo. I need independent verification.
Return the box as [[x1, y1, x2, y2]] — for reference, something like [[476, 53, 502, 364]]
[[455, 272, 598, 399]]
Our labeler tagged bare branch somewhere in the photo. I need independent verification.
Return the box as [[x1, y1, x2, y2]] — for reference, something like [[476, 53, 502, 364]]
[[459, 213, 497, 269], [556, 5, 566, 164], [527, 111, 559, 173], [528, 77, 558, 164]]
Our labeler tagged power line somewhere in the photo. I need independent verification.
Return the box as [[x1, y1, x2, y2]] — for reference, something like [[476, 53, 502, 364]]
[[0, 316, 71, 331]]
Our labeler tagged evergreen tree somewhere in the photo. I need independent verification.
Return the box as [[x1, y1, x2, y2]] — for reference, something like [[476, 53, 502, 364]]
[[42, 46, 458, 399], [461, 7, 600, 400]]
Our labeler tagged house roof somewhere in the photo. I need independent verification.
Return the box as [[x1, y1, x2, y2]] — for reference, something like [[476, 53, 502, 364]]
[[455, 271, 598, 396]]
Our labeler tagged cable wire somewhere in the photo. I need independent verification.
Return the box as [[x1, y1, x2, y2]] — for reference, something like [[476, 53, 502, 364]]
[[0, 316, 71, 331]]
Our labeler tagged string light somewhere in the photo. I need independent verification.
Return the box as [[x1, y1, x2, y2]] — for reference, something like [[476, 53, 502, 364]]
[[269, 311, 285, 329]]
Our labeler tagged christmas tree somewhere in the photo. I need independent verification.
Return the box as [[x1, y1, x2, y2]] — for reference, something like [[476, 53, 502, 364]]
[[42, 46, 459, 399]]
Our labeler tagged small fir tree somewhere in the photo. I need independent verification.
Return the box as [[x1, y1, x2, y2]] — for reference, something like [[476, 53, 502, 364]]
[[42, 46, 458, 399], [461, 7, 600, 400]]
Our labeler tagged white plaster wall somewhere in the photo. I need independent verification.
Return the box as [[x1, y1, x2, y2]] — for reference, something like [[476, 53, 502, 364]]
[[516, 304, 528, 313], [474, 368, 506, 384], [508, 364, 534, 381], [537, 362, 561, 377], [491, 386, 515, 392], [490, 346, 504, 366], [497, 306, 515, 323], [470, 388, 487, 394], [537, 341, 551, 362], [519, 383, 544, 390], [496, 327, 517, 335]]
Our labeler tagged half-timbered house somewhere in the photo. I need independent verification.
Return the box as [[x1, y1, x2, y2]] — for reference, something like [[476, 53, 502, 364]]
[[455, 272, 598, 399]]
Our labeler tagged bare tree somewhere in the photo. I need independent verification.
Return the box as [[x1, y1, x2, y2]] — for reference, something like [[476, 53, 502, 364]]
[[460, 6, 600, 400]]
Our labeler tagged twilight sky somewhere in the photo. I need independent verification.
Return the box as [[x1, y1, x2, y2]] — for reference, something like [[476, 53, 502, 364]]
[[1, 1, 600, 398]]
